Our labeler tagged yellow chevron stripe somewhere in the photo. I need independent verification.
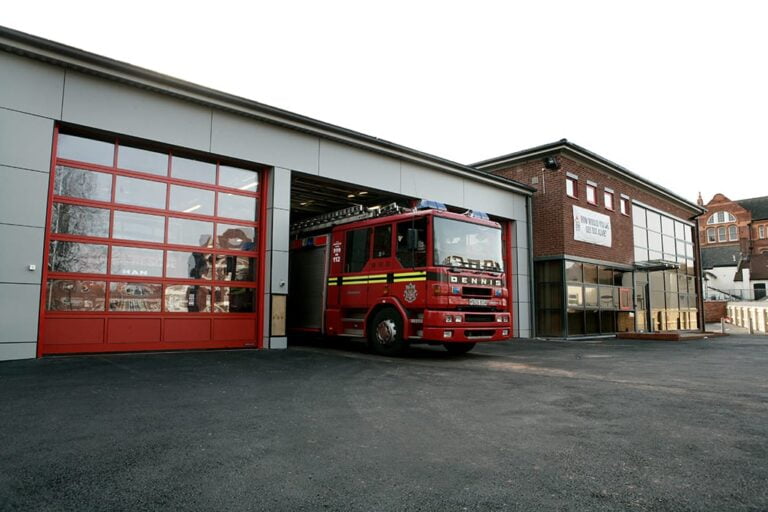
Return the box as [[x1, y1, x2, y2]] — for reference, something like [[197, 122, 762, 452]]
[[367, 279, 388, 284], [394, 271, 427, 277]]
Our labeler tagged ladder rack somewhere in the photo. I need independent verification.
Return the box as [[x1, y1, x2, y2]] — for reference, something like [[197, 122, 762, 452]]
[[291, 202, 405, 235]]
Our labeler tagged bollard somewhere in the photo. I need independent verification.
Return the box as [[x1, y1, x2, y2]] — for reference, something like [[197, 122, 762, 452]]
[[721, 318, 725, 334]]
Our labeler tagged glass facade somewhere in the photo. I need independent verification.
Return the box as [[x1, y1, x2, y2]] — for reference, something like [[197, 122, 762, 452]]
[[534, 204, 699, 337]]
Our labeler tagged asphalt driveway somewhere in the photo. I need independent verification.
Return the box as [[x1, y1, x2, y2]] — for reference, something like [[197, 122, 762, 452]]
[[1, 336, 767, 511]]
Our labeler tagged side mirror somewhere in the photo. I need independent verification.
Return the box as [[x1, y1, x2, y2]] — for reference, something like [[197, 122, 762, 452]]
[[406, 228, 419, 250]]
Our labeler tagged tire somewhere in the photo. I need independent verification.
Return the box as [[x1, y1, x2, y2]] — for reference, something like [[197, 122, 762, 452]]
[[368, 308, 409, 356], [443, 342, 476, 355]]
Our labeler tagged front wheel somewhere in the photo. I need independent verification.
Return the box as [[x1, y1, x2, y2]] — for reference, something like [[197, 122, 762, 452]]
[[443, 342, 476, 355], [368, 308, 408, 356]]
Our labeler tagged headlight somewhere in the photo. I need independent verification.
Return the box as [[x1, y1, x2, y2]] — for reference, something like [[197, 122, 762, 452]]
[[454, 315, 462, 323], [445, 315, 453, 323]]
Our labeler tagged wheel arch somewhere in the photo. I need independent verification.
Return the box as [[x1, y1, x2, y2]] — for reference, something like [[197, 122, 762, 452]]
[[366, 298, 411, 339]]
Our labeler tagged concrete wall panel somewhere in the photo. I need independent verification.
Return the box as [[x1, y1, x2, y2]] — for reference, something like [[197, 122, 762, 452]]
[[211, 112, 319, 174], [0, 166, 49, 227], [400, 163, 464, 206], [0, 51, 64, 119], [272, 167, 292, 211], [0, 284, 41, 343], [0, 225, 44, 284], [270, 250, 289, 294], [0, 342, 37, 361], [0, 109, 54, 172], [462, 178, 522, 220], [319, 140, 400, 190], [62, 72, 212, 151], [270, 208, 291, 253]]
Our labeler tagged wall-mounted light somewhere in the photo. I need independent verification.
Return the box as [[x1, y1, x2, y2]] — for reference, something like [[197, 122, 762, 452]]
[[543, 156, 560, 170]]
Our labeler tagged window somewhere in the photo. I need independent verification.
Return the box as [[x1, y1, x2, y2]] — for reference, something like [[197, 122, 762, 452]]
[[566, 176, 578, 198], [759, 225, 765, 239], [372, 225, 392, 258], [586, 183, 597, 204], [345, 228, 371, 273], [620, 198, 629, 215], [396, 218, 427, 268], [706, 228, 715, 243], [707, 211, 736, 224], [718, 226, 726, 242], [604, 190, 614, 210], [728, 225, 738, 241]]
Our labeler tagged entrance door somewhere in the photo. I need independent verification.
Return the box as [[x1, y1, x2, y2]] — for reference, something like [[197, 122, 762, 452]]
[[40, 130, 265, 355]]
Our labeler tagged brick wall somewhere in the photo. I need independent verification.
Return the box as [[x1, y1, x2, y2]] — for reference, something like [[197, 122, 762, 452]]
[[491, 151, 699, 264], [704, 300, 728, 323]]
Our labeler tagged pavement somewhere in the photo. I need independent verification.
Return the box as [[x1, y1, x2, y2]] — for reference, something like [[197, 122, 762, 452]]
[[1, 335, 767, 511]]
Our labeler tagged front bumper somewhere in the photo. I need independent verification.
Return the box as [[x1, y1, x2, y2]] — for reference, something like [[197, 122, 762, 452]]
[[417, 310, 512, 342]]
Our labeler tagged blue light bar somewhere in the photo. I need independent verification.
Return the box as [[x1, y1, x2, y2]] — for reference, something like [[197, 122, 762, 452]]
[[465, 210, 490, 220], [416, 199, 447, 211]]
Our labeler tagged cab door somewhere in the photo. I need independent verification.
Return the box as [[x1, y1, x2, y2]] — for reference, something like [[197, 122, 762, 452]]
[[340, 227, 371, 309], [364, 224, 395, 308]]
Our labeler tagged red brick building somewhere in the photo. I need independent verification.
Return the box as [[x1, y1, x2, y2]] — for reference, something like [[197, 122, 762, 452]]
[[698, 193, 768, 300], [473, 140, 705, 337]]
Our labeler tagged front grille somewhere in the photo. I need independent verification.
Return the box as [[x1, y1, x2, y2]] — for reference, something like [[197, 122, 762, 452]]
[[462, 287, 492, 297], [465, 314, 495, 323], [465, 330, 495, 339]]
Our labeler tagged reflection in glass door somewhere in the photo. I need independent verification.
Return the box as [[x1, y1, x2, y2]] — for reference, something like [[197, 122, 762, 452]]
[[41, 130, 265, 354]]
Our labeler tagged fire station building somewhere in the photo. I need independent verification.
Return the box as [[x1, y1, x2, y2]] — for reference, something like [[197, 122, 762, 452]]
[[0, 27, 534, 361], [474, 141, 705, 338]]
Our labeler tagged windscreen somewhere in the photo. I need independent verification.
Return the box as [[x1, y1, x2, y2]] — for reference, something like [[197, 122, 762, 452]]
[[433, 217, 504, 272]]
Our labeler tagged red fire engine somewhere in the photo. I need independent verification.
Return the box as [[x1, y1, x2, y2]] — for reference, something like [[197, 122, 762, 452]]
[[288, 200, 512, 355]]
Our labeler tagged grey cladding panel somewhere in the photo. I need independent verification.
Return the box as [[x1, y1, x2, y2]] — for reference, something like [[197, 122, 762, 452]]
[[62, 72, 212, 151], [0, 342, 37, 361], [0, 109, 53, 172], [400, 162, 463, 206], [272, 167, 292, 211], [0, 284, 41, 343], [318, 140, 400, 190], [462, 178, 521, 219], [0, 51, 64, 119], [211, 112, 319, 174], [0, 166, 50, 227], [0, 224, 45, 284]]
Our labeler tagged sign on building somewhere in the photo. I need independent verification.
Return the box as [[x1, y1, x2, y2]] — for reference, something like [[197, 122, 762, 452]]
[[573, 205, 612, 247]]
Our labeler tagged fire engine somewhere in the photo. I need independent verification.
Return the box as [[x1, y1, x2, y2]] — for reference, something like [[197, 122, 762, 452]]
[[287, 200, 512, 355]]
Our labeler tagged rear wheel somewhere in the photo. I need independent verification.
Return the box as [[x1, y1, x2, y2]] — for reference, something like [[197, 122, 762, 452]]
[[368, 308, 408, 356], [443, 342, 476, 355]]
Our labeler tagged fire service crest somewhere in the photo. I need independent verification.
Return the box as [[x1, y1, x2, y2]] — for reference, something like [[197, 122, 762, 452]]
[[404, 282, 418, 303]]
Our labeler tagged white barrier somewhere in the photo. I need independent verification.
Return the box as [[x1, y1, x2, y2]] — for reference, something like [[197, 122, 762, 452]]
[[727, 302, 768, 334]]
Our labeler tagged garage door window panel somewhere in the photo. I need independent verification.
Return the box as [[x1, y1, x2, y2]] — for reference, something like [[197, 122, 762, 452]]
[[113, 210, 165, 243], [115, 176, 167, 210], [49, 241, 108, 274], [217, 192, 257, 221], [167, 217, 214, 247], [166, 251, 213, 280], [109, 282, 162, 312], [52, 203, 110, 238], [214, 287, 256, 313], [57, 134, 115, 167], [171, 156, 216, 184], [118, 145, 168, 176], [46, 279, 106, 311], [111, 246, 163, 277], [216, 224, 257, 251], [219, 165, 258, 191], [215, 255, 255, 282], [165, 285, 212, 312], [54, 166, 112, 202], [170, 185, 215, 216]]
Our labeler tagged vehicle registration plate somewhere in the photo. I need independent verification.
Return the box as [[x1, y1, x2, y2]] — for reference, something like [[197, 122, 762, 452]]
[[469, 298, 488, 306]]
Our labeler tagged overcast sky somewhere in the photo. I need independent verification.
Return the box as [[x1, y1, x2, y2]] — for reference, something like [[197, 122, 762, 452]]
[[5, 1, 767, 205]]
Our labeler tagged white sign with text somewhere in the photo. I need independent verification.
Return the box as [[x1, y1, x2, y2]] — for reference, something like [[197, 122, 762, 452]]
[[573, 205, 612, 247]]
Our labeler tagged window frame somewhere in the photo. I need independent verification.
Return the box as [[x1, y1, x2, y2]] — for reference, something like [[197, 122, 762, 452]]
[[566, 176, 578, 198], [604, 190, 615, 211], [585, 183, 597, 205], [619, 197, 629, 216], [706, 227, 716, 243], [728, 225, 738, 241]]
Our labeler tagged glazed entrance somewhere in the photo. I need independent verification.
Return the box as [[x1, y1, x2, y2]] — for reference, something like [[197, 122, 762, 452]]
[[39, 128, 266, 355]]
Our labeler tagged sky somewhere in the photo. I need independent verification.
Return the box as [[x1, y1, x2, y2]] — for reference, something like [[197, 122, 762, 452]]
[[4, 0, 767, 205]]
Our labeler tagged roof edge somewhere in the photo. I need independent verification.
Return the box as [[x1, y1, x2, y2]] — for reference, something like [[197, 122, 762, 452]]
[[472, 139, 704, 214], [0, 25, 535, 196]]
